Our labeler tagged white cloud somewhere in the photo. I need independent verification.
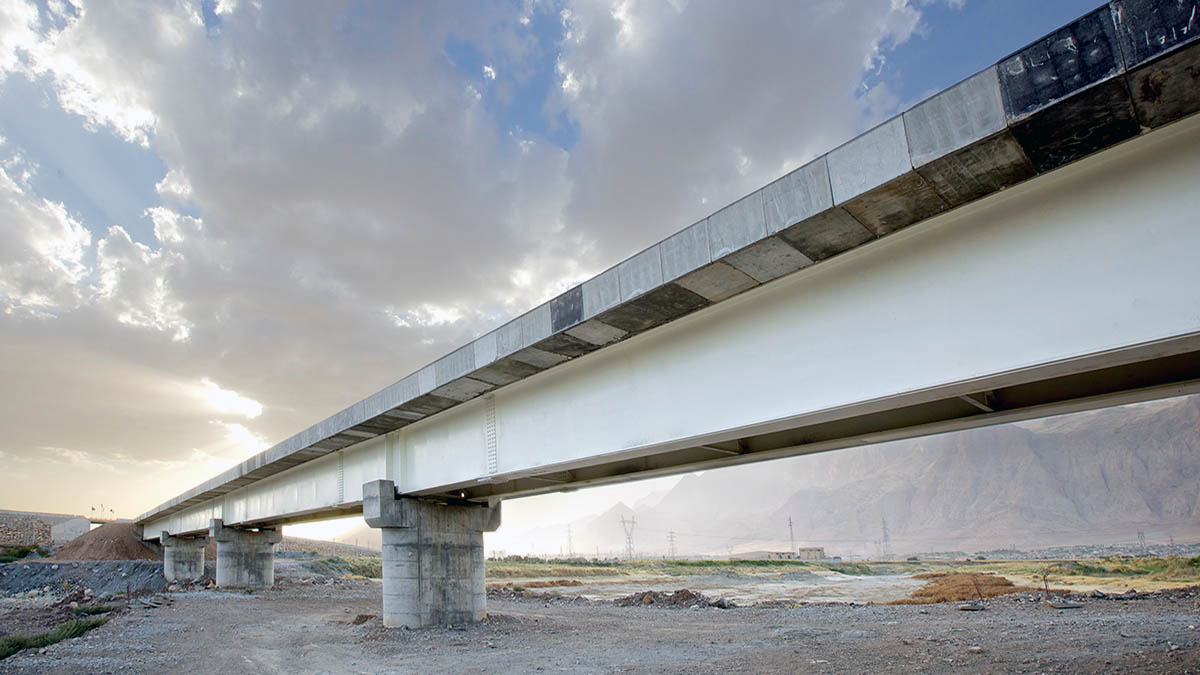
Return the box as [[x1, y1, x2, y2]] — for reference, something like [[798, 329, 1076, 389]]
[[0, 0, 952, 518], [197, 378, 263, 419], [0, 145, 91, 316]]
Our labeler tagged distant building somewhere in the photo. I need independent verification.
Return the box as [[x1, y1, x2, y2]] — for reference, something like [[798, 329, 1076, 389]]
[[762, 547, 827, 561]]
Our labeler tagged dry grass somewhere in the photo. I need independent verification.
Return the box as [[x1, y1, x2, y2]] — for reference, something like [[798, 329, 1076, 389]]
[[891, 573, 1035, 604]]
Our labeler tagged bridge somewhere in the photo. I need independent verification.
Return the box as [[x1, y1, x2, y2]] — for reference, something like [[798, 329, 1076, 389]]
[[136, 0, 1200, 628]]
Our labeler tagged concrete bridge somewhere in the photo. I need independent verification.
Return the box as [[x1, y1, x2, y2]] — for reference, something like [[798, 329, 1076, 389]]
[[136, 0, 1200, 628]]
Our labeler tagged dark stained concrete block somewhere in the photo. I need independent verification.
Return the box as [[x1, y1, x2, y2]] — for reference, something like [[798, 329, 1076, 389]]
[[999, 8, 1124, 119], [1127, 43, 1200, 127], [1111, 0, 1200, 68], [534, 331, 604, 358], [471, 357, 545, 387], [674, 261, 759, 302], [594, 283, 710, 334], [914, 132, 1035, 206], [1114, 0, 1200, 129], [840, 172, 948, 237], [1009, 78, 1141, 172], [564, 319, 627, 346], [431, 377, 495, 402], [775, 207, 874, 261], [550, 285, 584, 333], [999, 7, 1140, 172], [724, 236, 813, 283], [396, 393, 460, 417]]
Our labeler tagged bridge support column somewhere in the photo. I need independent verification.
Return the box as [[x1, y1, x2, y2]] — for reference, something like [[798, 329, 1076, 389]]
[[160, 532, 207, 582], [363, 480, 501, 628], [208, 519, 281, 588]]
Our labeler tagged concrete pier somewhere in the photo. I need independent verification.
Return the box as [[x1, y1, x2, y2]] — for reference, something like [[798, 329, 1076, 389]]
[[209, 519, 281, 588], [161, 532, 207, 582], [363, 480, 501, 628]]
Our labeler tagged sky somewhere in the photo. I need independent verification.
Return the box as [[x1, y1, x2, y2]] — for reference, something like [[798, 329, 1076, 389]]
[[0, 0, 1103, 536]]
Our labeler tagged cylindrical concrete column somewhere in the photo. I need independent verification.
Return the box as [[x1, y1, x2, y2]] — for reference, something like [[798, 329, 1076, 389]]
[[209, 519, 281, 588], [363, 480, 500, 628], [161, 532, 207, 582]]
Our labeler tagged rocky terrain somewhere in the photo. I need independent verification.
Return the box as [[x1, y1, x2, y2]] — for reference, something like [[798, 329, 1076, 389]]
[[2, 581, 1199, 673]]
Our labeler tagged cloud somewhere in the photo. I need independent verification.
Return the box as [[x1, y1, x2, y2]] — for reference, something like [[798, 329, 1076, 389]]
[[0, 0, 953, 517]]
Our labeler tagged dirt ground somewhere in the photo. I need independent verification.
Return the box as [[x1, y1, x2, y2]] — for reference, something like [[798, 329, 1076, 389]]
[[3, 580, 1199, 674]]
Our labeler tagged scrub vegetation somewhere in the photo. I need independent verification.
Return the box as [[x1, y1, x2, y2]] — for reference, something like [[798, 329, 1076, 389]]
[[0, 617, 107, 660]]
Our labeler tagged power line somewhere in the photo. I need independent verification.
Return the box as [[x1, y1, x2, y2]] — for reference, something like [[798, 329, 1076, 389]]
[[667, 530, 677, 559]]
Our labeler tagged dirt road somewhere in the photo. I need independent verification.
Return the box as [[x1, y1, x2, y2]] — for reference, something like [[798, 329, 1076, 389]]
[[2, 580, 1199, 673]]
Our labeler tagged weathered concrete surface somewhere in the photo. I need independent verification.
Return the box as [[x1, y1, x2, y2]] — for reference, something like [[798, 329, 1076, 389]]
[[364, 480, 500, 628], [1114, 0, 1200, 128], [999, 7, 1140, 172], [828, 117, 947, 235], [161, 532, 206, 582], [209, 519, 280, 588], [905, 67, 1035, 206]]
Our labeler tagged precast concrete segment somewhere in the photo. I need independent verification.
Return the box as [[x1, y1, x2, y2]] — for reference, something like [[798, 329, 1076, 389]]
[[209, 519, 280, 588], [160, 532, 206, 582], [1112, 0, 1200, 127], [363, 480, 500, 628], [136, 0, 1200, 533]]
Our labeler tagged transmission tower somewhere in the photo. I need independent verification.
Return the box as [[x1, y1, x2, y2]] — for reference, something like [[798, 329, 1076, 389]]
[[788, 516, 796, 555], [619, 516, 636, 560], [1137, 530, 1147, 549], [880, 517, 892, 559], [566, 525, 574, 558], [667, 530, 677, 559]]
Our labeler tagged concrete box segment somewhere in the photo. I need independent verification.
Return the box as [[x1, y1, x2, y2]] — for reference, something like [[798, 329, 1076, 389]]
[[827, 117, 947, 235], [1114, 0, 1200, 128], [999, 6, 1140, 172], [136, 2, 1200, 537], [364, 480, 500, 628]]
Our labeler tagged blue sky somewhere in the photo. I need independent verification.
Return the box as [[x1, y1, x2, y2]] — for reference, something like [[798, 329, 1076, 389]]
[[0, 0, 1108, 522]]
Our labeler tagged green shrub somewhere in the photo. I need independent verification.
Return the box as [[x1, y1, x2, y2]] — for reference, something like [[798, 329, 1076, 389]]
[[0, 618, 107, 660]]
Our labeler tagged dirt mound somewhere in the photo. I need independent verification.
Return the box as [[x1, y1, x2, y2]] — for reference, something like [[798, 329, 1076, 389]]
[[49, 522, 159, 561], [892, 573, 1034, 604], [614, 588, 735, 609]]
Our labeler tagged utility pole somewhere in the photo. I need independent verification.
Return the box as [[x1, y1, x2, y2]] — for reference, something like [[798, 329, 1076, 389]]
[[619, 516, 636, 560], [566, 525, 574, 558], [788, 517, 796, 555], [667, 530, 677, 559]]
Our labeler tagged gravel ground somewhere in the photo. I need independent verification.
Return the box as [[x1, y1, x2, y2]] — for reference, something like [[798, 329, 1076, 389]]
[[0, 561, 166, 598], [2, 581, 1199, 673]]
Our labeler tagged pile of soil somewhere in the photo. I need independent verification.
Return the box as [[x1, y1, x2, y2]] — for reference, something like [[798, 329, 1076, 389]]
[[48, 522, 159, 562], [892, 573, 1034, 604], [614, 588, 735, 609]]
